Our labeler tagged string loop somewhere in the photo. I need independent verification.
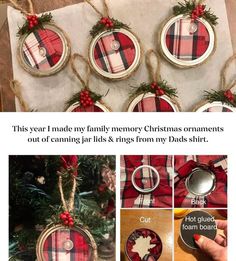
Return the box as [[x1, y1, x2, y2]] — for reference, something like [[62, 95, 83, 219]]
[[9, 0, 35, 16], [84, 0, 110, 17], [221, 53, 236, 91], [145, 50, 161, 83]]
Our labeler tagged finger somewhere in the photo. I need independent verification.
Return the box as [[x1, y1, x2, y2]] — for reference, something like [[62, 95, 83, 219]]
[[193, 234, 225, 260], [215, 234, 227, 247], [216, 220, 227, 230]]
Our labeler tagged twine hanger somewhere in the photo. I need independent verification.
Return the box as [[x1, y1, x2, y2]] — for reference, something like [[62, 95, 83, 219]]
[[220, 53, 236, 91], [71, 53, 91, 90], [9, 0, 35, 16], [84, 0, 110, 17], [145, 50, 162, 83], [58, 172, 77, 212]]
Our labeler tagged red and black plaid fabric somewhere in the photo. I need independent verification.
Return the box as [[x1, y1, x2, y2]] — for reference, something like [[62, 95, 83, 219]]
[[132, 96, 175, 112], [23, 29, 63, 70], [120, 155, 173, 208], [203, 105, 233, 112], [174, 155, 227, 208], [166, 18, 209, 61], [93, 31, 136, 74], [72, 104, 104, 112], [126, 228, 162, 261], [43, 228, 92, 261]]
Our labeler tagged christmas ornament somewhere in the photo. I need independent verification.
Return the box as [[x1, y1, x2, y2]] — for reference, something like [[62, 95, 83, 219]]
[[36, 156, 97, 260], [85, 0, 141, 80], [159, 0, 217, 68], [9, 0, 70, 76], [65, 53, 110, 112], [125, 228, 162, 261], [127, 50, 180, 112], [194, 54, 236, 112]]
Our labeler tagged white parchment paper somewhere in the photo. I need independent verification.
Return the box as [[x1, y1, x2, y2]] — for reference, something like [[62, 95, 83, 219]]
[[7, 0, 235, 112]]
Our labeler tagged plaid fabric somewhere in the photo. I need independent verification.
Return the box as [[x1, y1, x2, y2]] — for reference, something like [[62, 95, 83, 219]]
[[132, 96, 175, 112], [203, 105, 233, 112], [43, 228, 92, 261], [23, 29, 63, 70], [120, 155, 173, 208], [166, 18, 209, 61], [126, 228, 162, 261], [93, 31, 136, 74], [174, 155, 227, 208], [72, 104, 104, 112]]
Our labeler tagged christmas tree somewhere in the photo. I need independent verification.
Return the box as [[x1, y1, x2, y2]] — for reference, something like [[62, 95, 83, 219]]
[[9, 155, 116, 260]]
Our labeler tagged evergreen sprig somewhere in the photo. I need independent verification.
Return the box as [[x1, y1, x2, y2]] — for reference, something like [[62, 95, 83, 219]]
[[173, 0, 218, 26], [90, 18, 130, 38], [17, 13, 53, 36], [132, 80, 178, 98], [204, 90, 236, 107]]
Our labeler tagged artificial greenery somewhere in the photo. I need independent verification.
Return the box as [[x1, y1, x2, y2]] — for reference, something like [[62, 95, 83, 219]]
[[9, 155, 115, 258], [204, 90, 236, 107], [90, 17, 130, 38], [131, 80, 178, 98], [173, 0, 218, 26], [17, 13, 53, 36]]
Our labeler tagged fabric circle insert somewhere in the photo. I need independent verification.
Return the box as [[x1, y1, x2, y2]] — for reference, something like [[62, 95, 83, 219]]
[[42, 228, 93, 260], [71, 104, 104, 112], [165, 18, 210, 61], [125, 228, 162, 261]]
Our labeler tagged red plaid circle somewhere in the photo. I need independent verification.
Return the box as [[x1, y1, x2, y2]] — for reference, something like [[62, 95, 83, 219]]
[[43, 228, 93, 261], [203, 105, 233, 112], [166, 18, 210, 61], [23, 29, 64, 71], [71, 104, 104, 112], [132, 96, 175, 112], [93, 31, 136, 74]]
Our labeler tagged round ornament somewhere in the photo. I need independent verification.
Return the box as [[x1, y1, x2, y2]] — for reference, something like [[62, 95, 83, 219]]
[[125, 228, 162, 261], [36, 224, 97, 261], [159, 1, 218, 68], [131, 165, 160, 193], [194, 101, 236, 112], [185, 167, 216, 196], [18, 24, 70, 77], [85, 0, 141, 80]]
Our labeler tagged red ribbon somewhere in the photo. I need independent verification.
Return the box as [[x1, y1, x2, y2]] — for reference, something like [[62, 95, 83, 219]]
[[60, 155, 78, 177]]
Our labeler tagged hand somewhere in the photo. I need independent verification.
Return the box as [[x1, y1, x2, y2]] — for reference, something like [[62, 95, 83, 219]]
[[193, 220, 227, 261]]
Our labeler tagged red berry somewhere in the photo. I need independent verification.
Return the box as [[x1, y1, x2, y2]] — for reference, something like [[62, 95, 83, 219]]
[[64, 220, 69, 225], [33, 20, 38, 26], [156, 88, 165, 96], [105, 23, 110, 28], [69, 221, 74, 227]]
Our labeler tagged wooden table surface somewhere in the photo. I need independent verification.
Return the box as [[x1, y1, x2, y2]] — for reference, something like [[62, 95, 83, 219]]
[[0, 0, 236, 111], [174, 209, 227, 261], [120, 209, 172, 261]]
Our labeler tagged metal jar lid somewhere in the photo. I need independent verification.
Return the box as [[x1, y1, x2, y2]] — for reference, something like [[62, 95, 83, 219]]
[[185, 167, 216, 196], [131, 165, 160, 193]]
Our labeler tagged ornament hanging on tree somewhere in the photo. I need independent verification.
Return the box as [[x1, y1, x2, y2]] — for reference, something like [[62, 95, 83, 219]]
[[65, 53, 110, 112], [36, 155, 97, 261], [127, 50, 181, 112], [194, 54, 236, 112], [9, 0, 70, 76], [85, 0, 142, 80], [159, 0, 218, 68]]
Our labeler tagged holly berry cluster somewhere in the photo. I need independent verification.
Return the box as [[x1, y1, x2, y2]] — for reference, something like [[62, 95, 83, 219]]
[[79, 90, 94, 107], [224, 90, 235, 103], [191, 4, 205, 20], [59, 211, 74, 227], [27, 15, 39, 29], [100, 17, 114, 28], [151, 82, 165, 96]]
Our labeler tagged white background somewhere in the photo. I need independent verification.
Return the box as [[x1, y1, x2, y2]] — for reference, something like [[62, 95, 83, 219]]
[[1, 112, 235, 260]]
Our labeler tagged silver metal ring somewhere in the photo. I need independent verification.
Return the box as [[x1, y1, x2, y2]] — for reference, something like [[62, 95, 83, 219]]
[[131, 165, 160, 193]]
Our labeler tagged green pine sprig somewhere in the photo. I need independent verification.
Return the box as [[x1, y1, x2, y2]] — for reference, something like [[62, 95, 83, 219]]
[[131, 80, 178, 98], [173, 0, 218, 26], [17, 13, 53, 36], [90, 18, 130, 38], [204, 90, 236, 107]]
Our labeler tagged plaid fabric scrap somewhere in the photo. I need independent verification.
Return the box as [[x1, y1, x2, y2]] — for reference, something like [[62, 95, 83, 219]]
[[120, 155, 173, 208], [72, 104, 104, 112], [203, 105, 233, 112], [93, 31, 136, 74], [23, 29, 63, 70], [174, 155, 227, 208], [43, 228, 92, 261], [132, 96, 175, 112], [166, 18, 210, 60]]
